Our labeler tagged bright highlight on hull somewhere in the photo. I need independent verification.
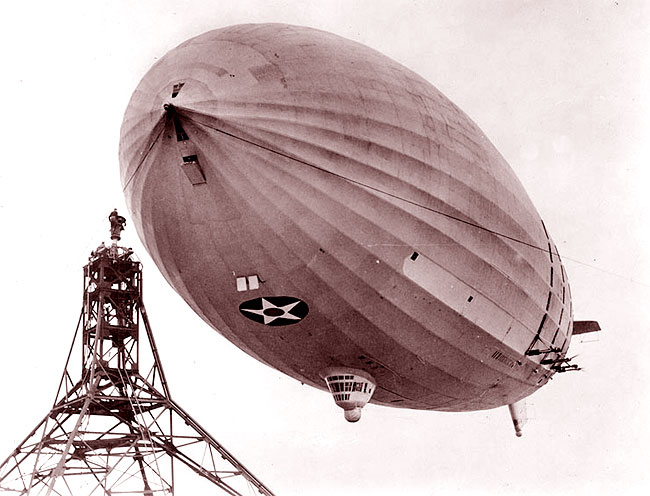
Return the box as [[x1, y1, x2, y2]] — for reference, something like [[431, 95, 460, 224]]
[[119, 23, 599, 432]]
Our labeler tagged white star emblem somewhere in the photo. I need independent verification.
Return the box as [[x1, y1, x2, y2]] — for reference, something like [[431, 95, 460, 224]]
[[240, 298, 303, 325]]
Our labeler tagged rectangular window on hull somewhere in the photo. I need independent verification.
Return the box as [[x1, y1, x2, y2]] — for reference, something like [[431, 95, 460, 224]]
[[235, 274, 262, 292], [247, 275, 259, 290]]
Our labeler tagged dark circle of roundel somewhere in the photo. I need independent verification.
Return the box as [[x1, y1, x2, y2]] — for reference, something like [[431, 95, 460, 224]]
[[239, 296, 309, 326]]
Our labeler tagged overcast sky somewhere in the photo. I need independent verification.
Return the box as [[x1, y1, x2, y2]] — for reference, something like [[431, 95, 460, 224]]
[[1, 1, 649, 495]]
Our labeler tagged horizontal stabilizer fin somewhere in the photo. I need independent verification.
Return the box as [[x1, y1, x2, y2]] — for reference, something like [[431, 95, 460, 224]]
[[573, 320, 601, 335]]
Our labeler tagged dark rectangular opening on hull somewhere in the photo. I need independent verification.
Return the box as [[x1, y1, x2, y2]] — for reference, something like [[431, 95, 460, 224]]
[[171, 82, 185, 98], [183, 154, 198, 163], [467, 295, 473, 302], [173, 116, 189, 142], [410, 252, 419, 261], [550, 266, 554, 287]]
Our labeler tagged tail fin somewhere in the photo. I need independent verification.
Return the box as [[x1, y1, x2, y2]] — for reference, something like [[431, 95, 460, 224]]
[[573, 321, 601, 335]]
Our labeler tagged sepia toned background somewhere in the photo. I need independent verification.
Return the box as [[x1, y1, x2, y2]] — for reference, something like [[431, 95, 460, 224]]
[[1, 1, 648, 494]]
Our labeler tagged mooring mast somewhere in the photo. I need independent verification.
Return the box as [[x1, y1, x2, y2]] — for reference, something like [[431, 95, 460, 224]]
[[0, 210, 275, 496]]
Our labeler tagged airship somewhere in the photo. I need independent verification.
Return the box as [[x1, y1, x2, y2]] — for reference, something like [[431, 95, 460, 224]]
[[119, 23, 599, 434]]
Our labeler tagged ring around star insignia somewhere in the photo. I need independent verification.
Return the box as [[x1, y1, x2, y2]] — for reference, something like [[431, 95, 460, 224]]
[[239, 296, 309, 326]]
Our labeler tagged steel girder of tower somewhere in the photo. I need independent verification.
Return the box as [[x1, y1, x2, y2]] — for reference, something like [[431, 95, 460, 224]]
[[0, 241, 275, 496]]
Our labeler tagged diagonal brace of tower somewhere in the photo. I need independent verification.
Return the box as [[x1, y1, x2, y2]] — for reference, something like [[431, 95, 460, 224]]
[[0, 217, 275, 496]]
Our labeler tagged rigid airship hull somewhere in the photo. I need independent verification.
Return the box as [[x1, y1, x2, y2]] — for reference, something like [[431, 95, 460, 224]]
[[119, 24, 573, 412]]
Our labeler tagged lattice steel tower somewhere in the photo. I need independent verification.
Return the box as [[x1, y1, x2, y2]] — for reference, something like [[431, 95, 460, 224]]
[[0, 210, 275, 496]]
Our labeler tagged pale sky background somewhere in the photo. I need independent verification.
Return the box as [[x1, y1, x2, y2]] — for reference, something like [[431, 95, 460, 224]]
[[1, 1, 649, 495]]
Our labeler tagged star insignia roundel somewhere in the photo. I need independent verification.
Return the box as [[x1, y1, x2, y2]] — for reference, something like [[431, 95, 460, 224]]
[[239, 296, 309, 326]]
